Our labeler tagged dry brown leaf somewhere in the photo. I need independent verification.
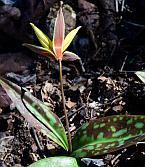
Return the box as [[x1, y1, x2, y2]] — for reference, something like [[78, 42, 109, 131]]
[[112, 105, 123, 112], [66, 100, 76, 109]]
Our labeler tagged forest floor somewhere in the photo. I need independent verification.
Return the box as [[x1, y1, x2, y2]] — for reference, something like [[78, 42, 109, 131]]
[[0, 0, 145, 167]]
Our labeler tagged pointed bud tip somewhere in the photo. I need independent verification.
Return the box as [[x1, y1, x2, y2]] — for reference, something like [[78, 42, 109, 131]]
[[60, 1, 63, 7]]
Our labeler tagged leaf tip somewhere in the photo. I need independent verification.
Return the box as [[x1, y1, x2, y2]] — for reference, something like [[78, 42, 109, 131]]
[[77, 26, 82, 30], [30, 23, 34, 27]]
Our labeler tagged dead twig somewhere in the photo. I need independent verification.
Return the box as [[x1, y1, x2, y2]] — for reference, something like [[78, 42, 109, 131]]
[[120, 55, 128, 72]]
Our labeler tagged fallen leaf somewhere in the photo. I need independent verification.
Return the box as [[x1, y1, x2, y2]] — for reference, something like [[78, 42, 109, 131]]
[[66, 100, 76, 109]]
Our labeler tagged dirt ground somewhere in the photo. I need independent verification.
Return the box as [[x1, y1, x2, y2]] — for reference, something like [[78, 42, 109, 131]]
[[0, 0, 145, 166]]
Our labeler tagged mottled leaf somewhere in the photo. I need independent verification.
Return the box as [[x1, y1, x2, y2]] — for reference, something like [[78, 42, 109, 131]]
[[22, 43, 55, 59], [30, 23, 52, 49], [63, 51, 80, 61], [28, 156, 79, 167], [72, 115, 145, 157], [53, 7, 65, 60], [135, 71, 145, 83], [0, 78, 68, 150], [63, 26, 81, 52]]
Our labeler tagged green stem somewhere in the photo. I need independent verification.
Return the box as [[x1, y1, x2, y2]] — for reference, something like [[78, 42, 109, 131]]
[[59, 59, 72, 153]]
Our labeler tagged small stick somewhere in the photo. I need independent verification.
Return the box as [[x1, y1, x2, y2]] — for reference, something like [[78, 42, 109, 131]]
[[119, 70, 137, 73], [30, 127, 46, 158], [121, 0, 125, 12], [120, 55, 128, 72], [115, 0, 119, 13]]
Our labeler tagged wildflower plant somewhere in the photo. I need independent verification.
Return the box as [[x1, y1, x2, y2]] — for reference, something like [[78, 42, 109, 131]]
[[23, 6, 81, 152], [0, 4, 145, 167]]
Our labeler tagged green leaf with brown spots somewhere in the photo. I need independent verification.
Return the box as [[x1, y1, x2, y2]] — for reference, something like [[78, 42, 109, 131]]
[[0, 77, 68, 151], [28, 156, 79, 167], [72, 115, 145, 157]]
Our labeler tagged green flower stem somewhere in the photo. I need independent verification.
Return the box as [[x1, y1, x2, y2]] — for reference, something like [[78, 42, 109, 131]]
[[59, 59, 72, 153]]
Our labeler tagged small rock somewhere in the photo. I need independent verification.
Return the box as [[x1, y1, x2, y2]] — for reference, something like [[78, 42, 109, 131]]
[[47, 3, 76, 38]]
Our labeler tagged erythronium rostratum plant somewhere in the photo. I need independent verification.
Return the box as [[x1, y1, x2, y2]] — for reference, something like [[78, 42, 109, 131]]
[[0, 5, 145, 167], [23, 6, 81, 153]]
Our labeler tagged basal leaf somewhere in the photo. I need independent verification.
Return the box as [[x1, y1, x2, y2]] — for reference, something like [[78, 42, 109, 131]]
[[63, 51, 80, 61], [30, 23, 52, 49], [22, 43, 55, 59], [0, 78, 68, 150], [135, 71, 145, 83], [28, 156, 79, 167], [72, 115, 145, 157], [63, 26, 81, 52]]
